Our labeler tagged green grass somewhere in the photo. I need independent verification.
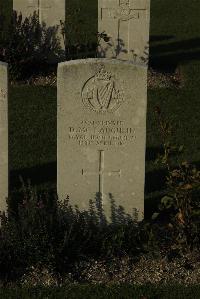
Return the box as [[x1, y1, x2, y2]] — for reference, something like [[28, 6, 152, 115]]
[[65, 0, 97, 44], [9, 86, 57, 191], [9, 81, 200, 186], [1, 284, 200, 299], [9, 86, 56, 170], [9, 77, 200, 216]]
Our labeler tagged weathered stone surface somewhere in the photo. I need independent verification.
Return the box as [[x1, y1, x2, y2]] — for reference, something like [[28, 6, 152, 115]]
[[98, 0, 150, 63], [39, 0, 65, 31], [0, 62, 8, 213], [13, 0, 39, 18], [57, 59, 147, 221]]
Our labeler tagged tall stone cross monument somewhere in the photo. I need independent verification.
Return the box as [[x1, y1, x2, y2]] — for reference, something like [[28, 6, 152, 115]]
[[98, 0, 150, 63], [0, 62, 8, 213]]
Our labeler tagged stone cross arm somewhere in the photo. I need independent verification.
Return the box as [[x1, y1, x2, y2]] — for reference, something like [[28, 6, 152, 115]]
[[82, 150, 121, 196]]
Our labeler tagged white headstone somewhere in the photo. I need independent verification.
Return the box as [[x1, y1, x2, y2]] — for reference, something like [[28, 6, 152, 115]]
[[39, 0, 65, 31], [57, 59, 147, 221], [98, 0, 150, 63], [0, 62, 8, 213]]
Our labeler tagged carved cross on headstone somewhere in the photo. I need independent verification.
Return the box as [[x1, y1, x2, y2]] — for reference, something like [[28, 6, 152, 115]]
[[82, 150, 121, 199], [103, 0, 146, 21], [99, 0, 148, 58], [27, 1, 51, 21], [27, 0, 39, 10]]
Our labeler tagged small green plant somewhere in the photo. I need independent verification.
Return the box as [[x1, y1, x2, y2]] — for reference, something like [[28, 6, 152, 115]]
[[0, 180, 149, 283], [0, 11, 62, 80], [153, 106, 200, 251]]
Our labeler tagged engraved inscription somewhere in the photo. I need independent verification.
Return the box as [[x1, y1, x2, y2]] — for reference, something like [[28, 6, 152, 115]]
[[82, 150, 121, 198], [82, 65, 124, 113], [68, 119, 136, 147], [102, 0, 147, 22]]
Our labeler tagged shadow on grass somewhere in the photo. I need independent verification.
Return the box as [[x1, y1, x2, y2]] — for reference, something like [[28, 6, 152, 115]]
[[149, 36, 200, 72], [145, 168, 167, 194], [10, 162, 57, 190], [9, 161, 167, 210], [2, 7, 200, 75], [145, 146, 163, 162], [9, 146, 169, 197], [150, 35, 174, 42]]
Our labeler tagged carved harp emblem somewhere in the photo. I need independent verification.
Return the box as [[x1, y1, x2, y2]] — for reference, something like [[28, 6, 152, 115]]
[[81, 65, 124, 113]]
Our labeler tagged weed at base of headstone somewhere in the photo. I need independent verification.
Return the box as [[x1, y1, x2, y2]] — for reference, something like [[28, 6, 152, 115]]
[[152, 107, 200, 253]]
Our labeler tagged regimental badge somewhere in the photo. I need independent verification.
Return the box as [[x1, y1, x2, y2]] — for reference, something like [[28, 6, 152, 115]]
[[81, 65, 124, 113], [118, 0, 131, 19]]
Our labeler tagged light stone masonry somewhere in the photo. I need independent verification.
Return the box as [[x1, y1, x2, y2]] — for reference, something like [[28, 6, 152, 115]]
[[57, 59, 147, 221], [98, 0, 150, 63]]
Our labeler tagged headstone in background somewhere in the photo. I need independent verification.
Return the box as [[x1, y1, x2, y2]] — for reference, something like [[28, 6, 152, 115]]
[[13, 0, 39, 19], [12, 0, 98, 59], [0, 62, 8, 213], [13, 0, 65, 48], [39, 0, 65, 47], [57, 59, 147, 221], [98, 0, 150, 63]]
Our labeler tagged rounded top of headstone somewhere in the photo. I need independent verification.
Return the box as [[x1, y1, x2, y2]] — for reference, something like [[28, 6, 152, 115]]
[[0, 61, 8, 67], [58, 58, 147, 70]]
